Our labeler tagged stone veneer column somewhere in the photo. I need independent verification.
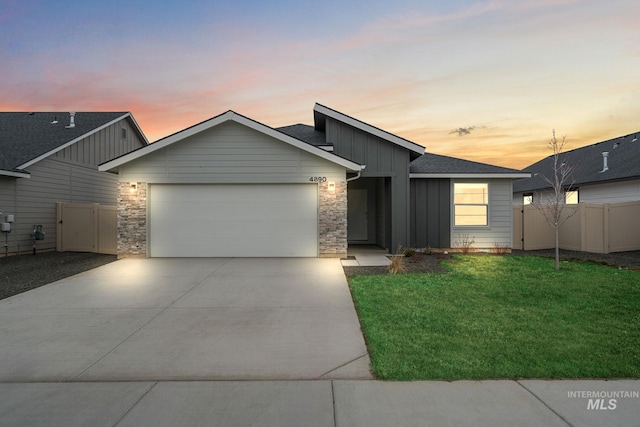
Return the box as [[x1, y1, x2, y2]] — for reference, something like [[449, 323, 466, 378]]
[[318, 180, 347, 257], [117, 182, 147, 257]]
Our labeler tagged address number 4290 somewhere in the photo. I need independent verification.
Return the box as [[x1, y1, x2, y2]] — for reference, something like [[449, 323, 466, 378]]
[[309, 177, 327, 182]]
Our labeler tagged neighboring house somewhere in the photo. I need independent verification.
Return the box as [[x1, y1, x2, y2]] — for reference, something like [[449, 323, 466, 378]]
[[99, 103, 528, 258], [0, 112, 148, 255], [513, 132, 640, 204]]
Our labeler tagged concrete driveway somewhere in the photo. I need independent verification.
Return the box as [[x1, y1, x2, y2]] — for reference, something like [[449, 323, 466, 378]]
[[0, 257, 372, 381]]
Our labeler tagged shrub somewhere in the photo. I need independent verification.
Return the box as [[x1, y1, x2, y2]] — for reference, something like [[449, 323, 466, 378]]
[[455, 233, 475, 254]]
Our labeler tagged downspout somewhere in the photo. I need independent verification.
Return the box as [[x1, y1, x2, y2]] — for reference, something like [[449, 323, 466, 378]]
[[346, 169, 363, 182]]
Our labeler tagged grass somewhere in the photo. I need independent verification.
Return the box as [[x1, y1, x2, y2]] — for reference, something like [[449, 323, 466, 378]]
[[348, 255, 640, 380]]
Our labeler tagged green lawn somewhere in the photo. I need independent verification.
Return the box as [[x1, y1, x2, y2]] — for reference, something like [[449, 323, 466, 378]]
[[348, 255, 640, 380]]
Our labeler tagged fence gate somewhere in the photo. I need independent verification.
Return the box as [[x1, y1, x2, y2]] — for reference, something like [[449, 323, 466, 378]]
[[56, 203, 117, 254]]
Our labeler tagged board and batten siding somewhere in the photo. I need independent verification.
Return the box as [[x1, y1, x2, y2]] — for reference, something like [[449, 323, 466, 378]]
[[452, 179, 513, 249], [1, 118, 145, 255], [118, 121, 347, 183], [53, 118, 144, 166], [325, 117, 412, 250], [410, 178, 451, 248]]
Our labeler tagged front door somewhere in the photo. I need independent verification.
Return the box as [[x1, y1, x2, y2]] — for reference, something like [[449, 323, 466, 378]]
[[348, 189, 368, 241]]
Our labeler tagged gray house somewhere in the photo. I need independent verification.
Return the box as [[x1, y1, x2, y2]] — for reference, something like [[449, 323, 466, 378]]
[[100, 104, 527, 258], [0, 112, 148, 255], [514, 132, 640, 204]]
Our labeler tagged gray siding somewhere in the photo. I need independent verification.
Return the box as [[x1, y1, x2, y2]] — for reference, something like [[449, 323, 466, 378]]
[[118, 121, 346, 183], [6, 159, 119, 254], [452, 179, 513, 249], [1, 118, 145, 255], [410, 179, 451, 248], [53, 118, 144, 166], [326, 117, 411, 250]]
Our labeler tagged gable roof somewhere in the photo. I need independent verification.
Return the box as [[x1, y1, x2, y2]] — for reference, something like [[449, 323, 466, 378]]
[[99, 110, 364, 173], [513, 132, 640, 193], [313, 103, 425, 159], [410, 153, 530, 178], [0, 112, 148, 177]]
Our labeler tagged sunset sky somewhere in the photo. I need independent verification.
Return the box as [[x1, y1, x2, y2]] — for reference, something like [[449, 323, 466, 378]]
[[1, 0, 638, 169]]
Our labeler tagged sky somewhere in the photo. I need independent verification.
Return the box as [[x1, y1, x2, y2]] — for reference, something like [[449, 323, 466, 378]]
[[1, 0, 638, 169]]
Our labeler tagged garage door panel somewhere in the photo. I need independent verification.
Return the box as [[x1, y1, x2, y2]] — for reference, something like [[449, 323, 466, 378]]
[[150, 184, 318, 257]]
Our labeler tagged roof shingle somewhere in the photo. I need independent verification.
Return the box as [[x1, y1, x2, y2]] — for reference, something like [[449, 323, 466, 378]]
[[0, 112, 127, 171], [513, 132, 640, 193], [410, 152, 523, 175]]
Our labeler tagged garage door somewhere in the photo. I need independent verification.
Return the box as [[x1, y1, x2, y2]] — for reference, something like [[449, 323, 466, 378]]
[[149, 184, 318, 257]]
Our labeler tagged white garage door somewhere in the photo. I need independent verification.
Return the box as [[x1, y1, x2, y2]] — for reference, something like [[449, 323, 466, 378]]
[[149, 184, 318, 257]]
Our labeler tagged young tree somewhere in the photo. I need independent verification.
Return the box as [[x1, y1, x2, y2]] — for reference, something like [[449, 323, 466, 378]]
[[532, 130, 576, 270]]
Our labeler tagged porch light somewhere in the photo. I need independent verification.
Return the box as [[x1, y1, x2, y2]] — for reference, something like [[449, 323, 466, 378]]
[[328, 182, 336, 191], [130, 183, 137, 194]]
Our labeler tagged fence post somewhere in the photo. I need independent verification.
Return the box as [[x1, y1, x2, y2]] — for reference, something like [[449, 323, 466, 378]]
[[92, 203, 99, 253], [56, 202, 63, 252], [578, 203, 585, 252], [603, 203, 610, 254]]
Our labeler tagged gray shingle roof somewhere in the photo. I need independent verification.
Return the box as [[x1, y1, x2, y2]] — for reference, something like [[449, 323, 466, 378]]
[[0, 112, 128, 171], [410, 152, 523, 174], [513, 132, 640, 193], [276, 124, 329, 147]]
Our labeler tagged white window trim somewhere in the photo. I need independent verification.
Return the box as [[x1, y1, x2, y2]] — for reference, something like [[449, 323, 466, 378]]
[[452, 181, 490, 227]]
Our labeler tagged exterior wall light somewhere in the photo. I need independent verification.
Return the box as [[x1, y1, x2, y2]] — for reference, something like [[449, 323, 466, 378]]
[[130, 183, 137, 194], [328, 182, 336, 191]]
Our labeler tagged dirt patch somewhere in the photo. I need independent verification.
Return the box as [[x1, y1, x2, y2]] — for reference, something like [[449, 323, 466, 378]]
[[0, 252, 117, 300], [343, 252, 452, 277]]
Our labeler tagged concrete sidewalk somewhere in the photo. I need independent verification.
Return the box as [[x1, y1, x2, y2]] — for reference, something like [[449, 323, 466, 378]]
[[1, 379, 637, 426]]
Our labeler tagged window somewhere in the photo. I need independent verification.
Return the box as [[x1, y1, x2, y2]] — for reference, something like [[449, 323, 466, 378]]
[[523, 193, 533, 205], [565, 190, 578, 204], [121, 128, 127, 139], [454, 183, 488, 226]]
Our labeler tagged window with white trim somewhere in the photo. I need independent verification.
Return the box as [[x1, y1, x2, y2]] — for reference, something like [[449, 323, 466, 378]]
[[454, 183, 488, 226]]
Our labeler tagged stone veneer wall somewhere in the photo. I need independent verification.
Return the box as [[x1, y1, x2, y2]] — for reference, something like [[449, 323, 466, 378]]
[[318, 180, 347, 256], [117, 182, 147, 257]]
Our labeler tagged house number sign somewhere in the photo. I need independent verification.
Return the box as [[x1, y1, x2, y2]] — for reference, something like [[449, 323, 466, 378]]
[[309, 177, 327, 182]]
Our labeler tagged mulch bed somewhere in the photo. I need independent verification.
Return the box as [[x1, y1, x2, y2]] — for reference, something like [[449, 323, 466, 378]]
[[343, 249, 640, 277]]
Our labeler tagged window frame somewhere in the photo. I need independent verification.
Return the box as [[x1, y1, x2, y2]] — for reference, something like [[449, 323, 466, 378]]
[[564, 189, 579, 204], [453, 182, 489, 227]]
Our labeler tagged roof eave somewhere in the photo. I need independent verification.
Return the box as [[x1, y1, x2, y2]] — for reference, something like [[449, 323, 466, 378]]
[[0, 169, 30, 178], [99, 111, 365, 173], [410, 173, 531, 179]]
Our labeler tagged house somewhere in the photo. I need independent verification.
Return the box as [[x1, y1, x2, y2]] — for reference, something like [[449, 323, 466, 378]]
[[99, 104, 528, 258], [513, 132, 640, 204], [0, 112, 148, 255]]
